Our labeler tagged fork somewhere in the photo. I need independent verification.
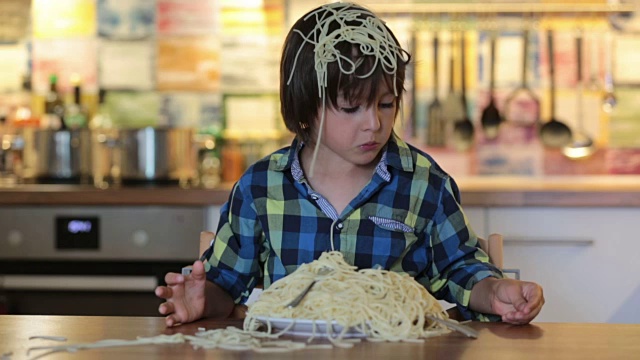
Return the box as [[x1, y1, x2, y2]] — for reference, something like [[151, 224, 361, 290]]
[[285, 267, 332, 308], [426, 315, 479, 339]]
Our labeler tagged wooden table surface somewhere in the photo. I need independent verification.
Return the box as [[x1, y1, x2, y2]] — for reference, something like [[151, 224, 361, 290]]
[[1, 316, 638, 359]]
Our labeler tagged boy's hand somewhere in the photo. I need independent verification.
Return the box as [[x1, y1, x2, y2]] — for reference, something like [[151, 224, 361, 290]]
[[155, 260, 207, 327], [490, 278, 545, 324]]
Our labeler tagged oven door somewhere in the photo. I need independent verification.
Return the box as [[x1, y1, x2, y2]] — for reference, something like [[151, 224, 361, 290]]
[[0, 206, 203, 316], [0, 260, 186, 316]]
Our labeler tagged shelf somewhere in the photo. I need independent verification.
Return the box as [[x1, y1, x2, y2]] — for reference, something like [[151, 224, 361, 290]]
[[370, 3, 636, 15]]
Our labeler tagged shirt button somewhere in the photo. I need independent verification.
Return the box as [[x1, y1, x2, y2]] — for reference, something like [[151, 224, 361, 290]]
[[311, 195, 319, 200], [336, 223, 344, 230]]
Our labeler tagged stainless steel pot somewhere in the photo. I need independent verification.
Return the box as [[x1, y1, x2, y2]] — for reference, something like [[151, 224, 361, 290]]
[[116, 127, 198, 185], [25, 129, 92, 182]]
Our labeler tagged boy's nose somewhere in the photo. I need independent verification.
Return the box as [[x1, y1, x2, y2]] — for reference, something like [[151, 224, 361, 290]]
[[363, 107, 381, 131]]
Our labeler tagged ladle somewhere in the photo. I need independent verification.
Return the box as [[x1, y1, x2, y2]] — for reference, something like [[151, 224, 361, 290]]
[[480, 33, 502, 140], [503, 30, 540, 131], [453, 32, 474, 151], [426, 33, 445, 147], [539, 30, 572, 148], [563, 33, 595, 159]]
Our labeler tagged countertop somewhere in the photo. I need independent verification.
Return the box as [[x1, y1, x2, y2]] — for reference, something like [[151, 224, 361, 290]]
[[1, 316, 639, 359], [2, 176, 640, 207]]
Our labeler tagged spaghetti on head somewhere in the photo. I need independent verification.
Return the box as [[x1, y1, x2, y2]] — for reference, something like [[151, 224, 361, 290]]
[[279, 2, 411, 176], [244, 251, 450, 343]]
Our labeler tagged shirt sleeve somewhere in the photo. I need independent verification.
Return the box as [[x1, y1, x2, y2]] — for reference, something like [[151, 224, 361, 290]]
[[420, 176, 503, 321], [203, 180, 264, 304]]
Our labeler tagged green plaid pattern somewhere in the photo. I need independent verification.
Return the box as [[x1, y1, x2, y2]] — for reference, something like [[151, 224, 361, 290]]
[[204, 133, 502, 321]]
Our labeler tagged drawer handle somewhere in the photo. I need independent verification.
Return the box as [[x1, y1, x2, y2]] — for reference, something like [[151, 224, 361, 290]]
[[504, 238, 594, 247]]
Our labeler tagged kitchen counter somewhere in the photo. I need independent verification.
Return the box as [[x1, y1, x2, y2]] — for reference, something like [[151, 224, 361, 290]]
[[2, 176, 640, 207], [1, 315, 639, 359]]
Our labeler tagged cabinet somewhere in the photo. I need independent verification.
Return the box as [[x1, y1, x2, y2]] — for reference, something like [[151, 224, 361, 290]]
[[487, 207, 640, 323]]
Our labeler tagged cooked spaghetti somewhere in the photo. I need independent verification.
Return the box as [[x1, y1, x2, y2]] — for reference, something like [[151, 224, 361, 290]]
[[244, 251, 450, 343]]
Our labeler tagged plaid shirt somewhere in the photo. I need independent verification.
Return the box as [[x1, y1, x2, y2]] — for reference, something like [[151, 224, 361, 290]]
[[205, 133, 502, 321]]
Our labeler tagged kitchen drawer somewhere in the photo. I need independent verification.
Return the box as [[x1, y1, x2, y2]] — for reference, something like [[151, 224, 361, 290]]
[[463, 206, 487, 239], [487, 207, 640, 323]]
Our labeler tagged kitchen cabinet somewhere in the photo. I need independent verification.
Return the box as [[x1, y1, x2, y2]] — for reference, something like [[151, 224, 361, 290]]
[[464, 206, 487, 240], [205, 205, 222, 234], [486, 207, 640, 323]]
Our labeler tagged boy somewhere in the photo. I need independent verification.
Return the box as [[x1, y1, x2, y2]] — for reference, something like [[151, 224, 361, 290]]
[[155, 2, 544, 327]]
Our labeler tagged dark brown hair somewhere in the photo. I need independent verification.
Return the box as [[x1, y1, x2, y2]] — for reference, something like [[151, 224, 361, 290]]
[[279, 3, 410, 143]]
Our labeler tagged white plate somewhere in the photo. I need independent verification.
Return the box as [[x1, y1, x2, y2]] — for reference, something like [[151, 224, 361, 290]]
[[254, 316, 368, 338]]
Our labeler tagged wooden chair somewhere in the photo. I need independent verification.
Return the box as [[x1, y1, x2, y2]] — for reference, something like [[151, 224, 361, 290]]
[[477, 233, 520, 280], [446, 233, 519, 321]]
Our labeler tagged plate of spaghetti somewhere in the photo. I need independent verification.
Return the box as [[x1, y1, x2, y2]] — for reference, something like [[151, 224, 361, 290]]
[[243, 251, 451, 345], [253, 316, 368, 338]]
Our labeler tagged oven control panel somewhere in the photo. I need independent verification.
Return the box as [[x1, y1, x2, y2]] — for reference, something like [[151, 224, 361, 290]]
[[0, 207, 203, 261]]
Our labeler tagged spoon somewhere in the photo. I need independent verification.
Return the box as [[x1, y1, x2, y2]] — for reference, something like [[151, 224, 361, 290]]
[[426, 33, 445, 147], [453, 32, 474, 151], [480, 33, 502, 140], [563, 33, 595, 159], [539, 30, 572, 148]]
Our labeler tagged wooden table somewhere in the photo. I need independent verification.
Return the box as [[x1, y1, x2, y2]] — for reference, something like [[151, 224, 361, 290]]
[[1, 316, 638, 359]]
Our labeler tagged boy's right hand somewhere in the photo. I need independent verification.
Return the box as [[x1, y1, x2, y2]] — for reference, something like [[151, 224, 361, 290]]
[[155, 260, 207, 327]]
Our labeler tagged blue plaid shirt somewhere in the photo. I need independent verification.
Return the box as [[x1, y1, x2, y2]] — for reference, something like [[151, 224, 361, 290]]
[[204, 133, 502, 321]]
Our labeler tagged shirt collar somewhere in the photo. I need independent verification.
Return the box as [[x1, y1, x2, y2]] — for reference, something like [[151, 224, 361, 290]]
[[271, 132, 414, 176]]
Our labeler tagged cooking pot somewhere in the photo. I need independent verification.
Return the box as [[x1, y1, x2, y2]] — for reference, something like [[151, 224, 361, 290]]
[[115, 127, 199, 185], [24, 129, 92, 182]]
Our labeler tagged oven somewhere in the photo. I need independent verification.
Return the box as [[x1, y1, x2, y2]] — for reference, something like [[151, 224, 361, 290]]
[[0, 206, 202, 316]]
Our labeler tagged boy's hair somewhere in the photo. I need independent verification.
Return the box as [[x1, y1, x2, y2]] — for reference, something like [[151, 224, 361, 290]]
[[280, 2, 411, 144]]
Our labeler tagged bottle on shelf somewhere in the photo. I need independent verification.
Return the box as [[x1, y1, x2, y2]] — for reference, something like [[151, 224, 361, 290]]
[[89, 89, 113, 130], [7, 74, 40, 129], [64, 74, 89, 129], [44, 74, 66, 129]]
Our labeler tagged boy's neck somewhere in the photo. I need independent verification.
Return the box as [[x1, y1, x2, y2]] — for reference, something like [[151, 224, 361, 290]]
[[299, 144, 380, 215], [300, 143, 379, 179]]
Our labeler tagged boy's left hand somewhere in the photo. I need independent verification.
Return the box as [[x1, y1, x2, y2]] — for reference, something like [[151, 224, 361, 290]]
[[490, 278, 545, 324]]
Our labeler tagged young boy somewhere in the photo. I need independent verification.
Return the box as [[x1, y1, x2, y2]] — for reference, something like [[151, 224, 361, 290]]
[[155, 2, 544, 327]]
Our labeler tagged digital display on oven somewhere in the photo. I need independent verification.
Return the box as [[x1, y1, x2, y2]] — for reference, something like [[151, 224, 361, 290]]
[[56, 216, 100, 250]]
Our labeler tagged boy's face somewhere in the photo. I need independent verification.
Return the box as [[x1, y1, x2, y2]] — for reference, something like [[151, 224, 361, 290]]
[[312, 81, 397, 167]]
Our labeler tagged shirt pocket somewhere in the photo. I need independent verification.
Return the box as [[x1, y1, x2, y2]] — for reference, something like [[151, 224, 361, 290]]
[[368, 216, 415, 233]]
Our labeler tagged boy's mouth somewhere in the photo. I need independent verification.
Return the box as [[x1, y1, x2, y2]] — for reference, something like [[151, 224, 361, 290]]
[[359, 141, 379, 151]]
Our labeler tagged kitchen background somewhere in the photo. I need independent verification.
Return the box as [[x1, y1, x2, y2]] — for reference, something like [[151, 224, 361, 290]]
[[1, 0, 640, 185]]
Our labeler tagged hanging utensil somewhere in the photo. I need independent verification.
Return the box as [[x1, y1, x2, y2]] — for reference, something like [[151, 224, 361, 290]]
[[602, 30, 617, 113], [563, 32, 595, 159], [539, 30, 572, 148], [453, 31, 474, 151], [408, 31, 418, 139], [586, 31, 601, 92], [503, 30, 540, 134], [441, 32, 465, 138], [480, 32, 502, 140], [426, 32, 445, 147]]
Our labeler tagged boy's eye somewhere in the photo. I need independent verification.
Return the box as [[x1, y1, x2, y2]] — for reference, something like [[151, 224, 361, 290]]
[[341, 106, 360, 114], [380, 102, 394, 109]]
